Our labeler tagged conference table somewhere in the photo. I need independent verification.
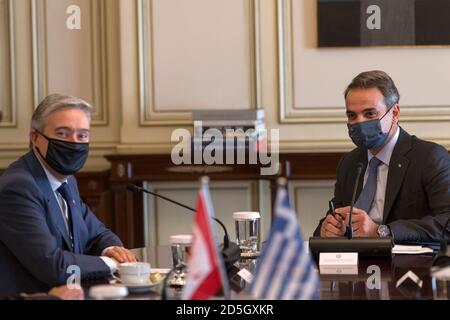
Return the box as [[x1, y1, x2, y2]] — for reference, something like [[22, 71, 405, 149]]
[[317, 254, 436, 300], [82, 247, 446, 300]]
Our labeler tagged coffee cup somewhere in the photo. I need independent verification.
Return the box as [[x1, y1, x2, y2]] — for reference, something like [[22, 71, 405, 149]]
[[119, 262, 151, 285]]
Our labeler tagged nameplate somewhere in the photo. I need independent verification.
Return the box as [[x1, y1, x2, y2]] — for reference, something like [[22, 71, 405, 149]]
[[237, 268, 254, 284], [319, 265, 359, 275], [319, 252, 358, 266]]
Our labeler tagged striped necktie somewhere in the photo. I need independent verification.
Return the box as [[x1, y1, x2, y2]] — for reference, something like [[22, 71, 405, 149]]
[[354, 157, 382, 213]]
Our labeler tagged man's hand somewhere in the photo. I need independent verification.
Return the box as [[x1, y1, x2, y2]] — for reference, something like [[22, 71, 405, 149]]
[[335, 206, 379, 237], [48, 285, 84, 300], [104, 246, 137, 264], [320, 213, 346, 237]]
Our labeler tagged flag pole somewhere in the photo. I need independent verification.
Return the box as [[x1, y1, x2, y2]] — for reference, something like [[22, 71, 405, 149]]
[[277, 176, 288, 187], [199, 176, 231, 300]]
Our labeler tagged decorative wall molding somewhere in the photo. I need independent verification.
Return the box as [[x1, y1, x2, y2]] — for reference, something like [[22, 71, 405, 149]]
[[136, 0, 262, 126], [142, 180, 259, 264], [90, 0, 109, 125], [114, 137, 450, 154], [31, 0, 109, 125], [0, 0, 16, 127], [277, 0, 450, 124], [289, 179, 335, 237], [31, 0, 47, 112]]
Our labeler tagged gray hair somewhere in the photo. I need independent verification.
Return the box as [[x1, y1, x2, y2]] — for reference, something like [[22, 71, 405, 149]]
[[344, 70, 400, 109], [31, 94, 93, 132]]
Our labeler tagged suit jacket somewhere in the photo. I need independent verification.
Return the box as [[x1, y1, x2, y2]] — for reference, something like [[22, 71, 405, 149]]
[[0, 151, 122, 296], [313, 128, 450, 242]]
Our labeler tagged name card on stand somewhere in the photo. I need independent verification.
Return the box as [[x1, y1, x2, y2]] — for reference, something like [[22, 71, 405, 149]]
[[319, 252, 358, 275], [237, 268, 254, 284]]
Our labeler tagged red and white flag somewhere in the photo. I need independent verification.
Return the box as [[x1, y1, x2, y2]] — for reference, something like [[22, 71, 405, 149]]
[[183, 177, 229, 300]]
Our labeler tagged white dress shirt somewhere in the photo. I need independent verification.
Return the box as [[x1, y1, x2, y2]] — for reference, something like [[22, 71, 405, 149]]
[[364, 127, 400, 224]]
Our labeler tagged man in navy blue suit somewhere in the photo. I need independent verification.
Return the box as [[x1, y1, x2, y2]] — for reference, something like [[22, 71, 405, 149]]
[[0, 94, 136, 297]]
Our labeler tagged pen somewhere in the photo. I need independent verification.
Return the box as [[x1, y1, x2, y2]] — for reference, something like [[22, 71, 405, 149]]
[[329, 200, 336, 217]]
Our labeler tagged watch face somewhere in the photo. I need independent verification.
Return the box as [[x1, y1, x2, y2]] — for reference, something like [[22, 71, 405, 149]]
[[378, 225, 389, 237]]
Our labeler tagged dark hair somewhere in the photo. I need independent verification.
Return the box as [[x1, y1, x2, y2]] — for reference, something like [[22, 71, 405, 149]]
[[344, 70, 400, 108]]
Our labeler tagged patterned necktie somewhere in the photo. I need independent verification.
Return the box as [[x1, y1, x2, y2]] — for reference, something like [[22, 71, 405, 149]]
[[354, 156, 382, 213], [57, 182, 75, 249]]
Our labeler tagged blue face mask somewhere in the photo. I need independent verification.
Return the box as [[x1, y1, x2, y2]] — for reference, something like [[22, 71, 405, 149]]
[[347, 105, 395, 149]]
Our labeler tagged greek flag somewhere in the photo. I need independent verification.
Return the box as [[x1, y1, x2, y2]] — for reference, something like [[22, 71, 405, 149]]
[[247, 179, 320, 300]]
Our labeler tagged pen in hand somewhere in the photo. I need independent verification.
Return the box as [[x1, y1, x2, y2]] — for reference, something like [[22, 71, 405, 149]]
[[329, 200, 336, 217]]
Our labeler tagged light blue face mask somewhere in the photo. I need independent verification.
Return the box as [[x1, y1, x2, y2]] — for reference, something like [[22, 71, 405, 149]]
[[347, 105, 394, 149]]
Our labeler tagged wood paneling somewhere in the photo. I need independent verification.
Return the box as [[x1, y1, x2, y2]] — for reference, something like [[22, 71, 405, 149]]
[[104, 152, 343, 247], [105, 152, 343, 183], [74, 170, 112, 227]]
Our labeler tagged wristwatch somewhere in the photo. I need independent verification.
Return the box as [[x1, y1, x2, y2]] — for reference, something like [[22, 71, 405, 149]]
[[377, 224, 391, 237]]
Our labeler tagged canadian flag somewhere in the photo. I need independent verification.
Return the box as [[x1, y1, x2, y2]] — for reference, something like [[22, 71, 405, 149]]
[[182, 177, 229, 300]]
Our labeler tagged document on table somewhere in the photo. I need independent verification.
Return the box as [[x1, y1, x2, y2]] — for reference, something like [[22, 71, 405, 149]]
[[393, 244, 434, 254]]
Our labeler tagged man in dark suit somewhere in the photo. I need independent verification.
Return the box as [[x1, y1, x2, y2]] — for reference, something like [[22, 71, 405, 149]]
[[0, 94, 136, 297], [314, 71, 450, 242]]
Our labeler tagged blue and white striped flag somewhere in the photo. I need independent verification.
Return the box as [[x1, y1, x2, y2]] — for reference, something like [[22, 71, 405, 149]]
[[247, 179, 320, 300]]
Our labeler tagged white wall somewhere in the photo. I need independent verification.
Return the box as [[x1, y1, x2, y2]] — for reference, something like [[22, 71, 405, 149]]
[[1, 0, 449, 165]]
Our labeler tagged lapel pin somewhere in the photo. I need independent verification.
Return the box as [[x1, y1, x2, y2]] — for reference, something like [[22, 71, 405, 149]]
[[398, 164, 402, 168]]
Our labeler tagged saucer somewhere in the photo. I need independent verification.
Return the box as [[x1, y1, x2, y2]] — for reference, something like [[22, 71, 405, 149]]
[[112, 268, 171, 293], [111, 278, 160, 293]]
